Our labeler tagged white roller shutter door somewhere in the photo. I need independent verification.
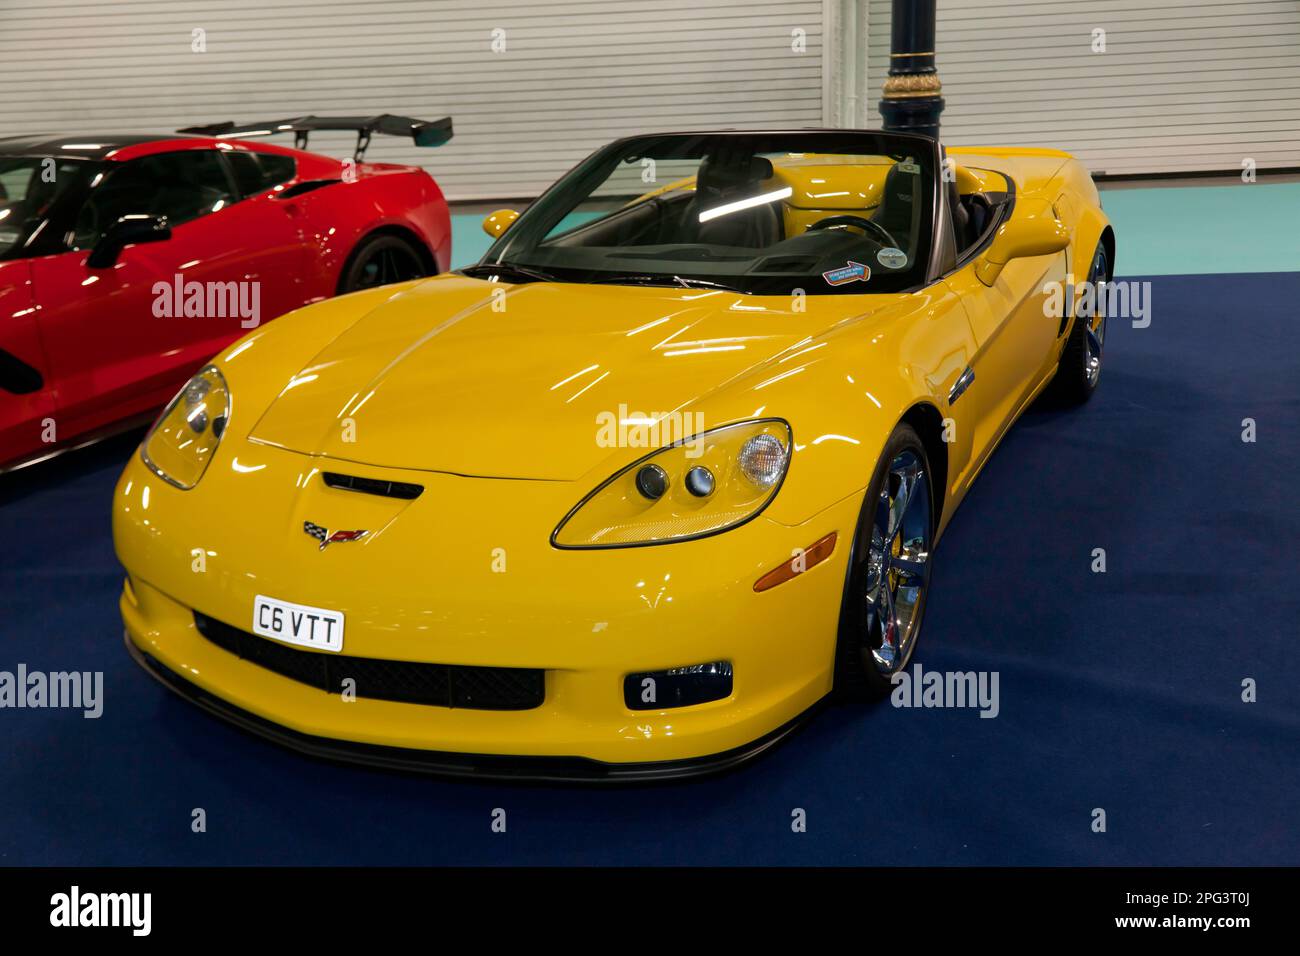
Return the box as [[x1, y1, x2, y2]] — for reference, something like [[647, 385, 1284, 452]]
[[0, 0, 827, 199], [868, 0, 1300, 175]]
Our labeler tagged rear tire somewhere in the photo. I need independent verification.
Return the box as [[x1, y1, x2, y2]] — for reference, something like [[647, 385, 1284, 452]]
[[1045, 240, 1110, 405], [338, 233, 429, 294], [833, 423, 935, 702]]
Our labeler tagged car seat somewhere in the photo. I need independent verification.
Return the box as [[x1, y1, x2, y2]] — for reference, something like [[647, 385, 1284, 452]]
[[683, 154, 782, 248]]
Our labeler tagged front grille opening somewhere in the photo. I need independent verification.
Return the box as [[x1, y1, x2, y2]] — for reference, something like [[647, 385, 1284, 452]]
[[322, 471, 423, 500], [193, 612, 543, 710], [624, 661, 733, 710]]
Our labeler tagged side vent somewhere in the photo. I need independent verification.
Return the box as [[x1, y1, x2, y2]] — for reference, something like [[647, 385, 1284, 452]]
[[276, 179, 341, 199], [322, 471, 423, 500], [0, 349, 43, 394]]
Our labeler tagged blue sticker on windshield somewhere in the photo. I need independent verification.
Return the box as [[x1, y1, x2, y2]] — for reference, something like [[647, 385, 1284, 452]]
[[877, 247, 907, 269], [822, 261, 870, 286]]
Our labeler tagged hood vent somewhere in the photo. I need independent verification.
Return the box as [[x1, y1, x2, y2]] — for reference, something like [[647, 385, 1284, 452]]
[[322, 471, 423, 500]]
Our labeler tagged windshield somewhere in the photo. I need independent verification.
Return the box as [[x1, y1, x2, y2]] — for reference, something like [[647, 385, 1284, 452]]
[[476, 131, 938, 295], [0, 156, 98, 258]]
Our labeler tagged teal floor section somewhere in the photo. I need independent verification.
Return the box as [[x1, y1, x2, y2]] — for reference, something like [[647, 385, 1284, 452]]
[[1098, 181, 1300, 276], [449, 210, 601, 270], [448, 181, 1300, 276], [449, 219, 494, 270]]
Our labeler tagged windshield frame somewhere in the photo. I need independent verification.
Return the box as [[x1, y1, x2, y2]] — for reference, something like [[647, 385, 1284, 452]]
[[474, 129, 945, 296]]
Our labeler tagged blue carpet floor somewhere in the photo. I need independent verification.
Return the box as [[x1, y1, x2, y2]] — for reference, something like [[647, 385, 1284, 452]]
[[1, 272, 1297, 865]]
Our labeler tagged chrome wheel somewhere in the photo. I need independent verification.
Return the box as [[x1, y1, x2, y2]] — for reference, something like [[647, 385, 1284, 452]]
[[862, 449, 932, 674], [1045, 238, 1109, 406], [1083, 246, 1108, 388]]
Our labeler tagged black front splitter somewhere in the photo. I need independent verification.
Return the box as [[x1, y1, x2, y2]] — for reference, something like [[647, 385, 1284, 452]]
[[125, 631, 819, 785]]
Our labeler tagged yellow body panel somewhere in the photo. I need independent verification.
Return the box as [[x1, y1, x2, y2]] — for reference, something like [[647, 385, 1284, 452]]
[[113, 144, 1110, 768]]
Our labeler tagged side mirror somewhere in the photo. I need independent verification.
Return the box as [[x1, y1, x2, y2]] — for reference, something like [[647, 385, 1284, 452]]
[[87, 214, 171, 269], [481, 208, 519, 239], [975, 203, 1069, 286]]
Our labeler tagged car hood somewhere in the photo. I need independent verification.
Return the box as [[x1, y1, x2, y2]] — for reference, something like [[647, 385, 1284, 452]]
[[248, 275, 881, 480]]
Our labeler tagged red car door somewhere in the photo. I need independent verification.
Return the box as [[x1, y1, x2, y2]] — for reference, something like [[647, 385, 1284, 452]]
[[1, 152, 93, 468], [28, 148, 308, 441], [213, 145, 313, 315], [0, 258, 56, 466]]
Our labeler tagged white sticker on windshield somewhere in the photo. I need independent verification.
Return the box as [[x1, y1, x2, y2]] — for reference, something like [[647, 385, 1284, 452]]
[[898, 161, 920, 174], [877, 247, 908, 269]]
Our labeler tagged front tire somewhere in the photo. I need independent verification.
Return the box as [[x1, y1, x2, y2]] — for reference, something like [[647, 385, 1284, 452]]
[[1046, 240, 1110, 405], [833, 423, 935, 701]]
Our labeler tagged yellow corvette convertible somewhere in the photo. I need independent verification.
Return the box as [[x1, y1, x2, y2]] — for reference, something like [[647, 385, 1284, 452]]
[[114, 130, 1113, 780]]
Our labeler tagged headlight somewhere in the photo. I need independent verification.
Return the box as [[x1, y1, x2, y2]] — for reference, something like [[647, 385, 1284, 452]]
[[140, 365, 230, 490], [552, 419, 791, 548]]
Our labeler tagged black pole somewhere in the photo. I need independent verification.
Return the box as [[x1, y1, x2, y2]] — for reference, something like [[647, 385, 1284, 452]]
[[878, 0, 944, 139]]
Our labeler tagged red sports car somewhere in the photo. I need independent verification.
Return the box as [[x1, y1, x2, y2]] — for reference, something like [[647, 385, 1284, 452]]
[[0, 114, 452, 472]]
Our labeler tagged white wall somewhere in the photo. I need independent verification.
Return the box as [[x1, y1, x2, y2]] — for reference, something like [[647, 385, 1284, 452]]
[[868, 0, 1300, 175], [0, 0, 828, 200], [4, 0, 1290, 199]]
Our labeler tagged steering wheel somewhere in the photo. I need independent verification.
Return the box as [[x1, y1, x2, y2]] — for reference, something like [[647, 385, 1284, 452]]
[[807, 214, 899, 250]]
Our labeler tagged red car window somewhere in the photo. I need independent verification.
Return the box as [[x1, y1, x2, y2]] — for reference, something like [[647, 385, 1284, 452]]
[[226, 151, 296, 198], [73, 150, 236, 248]]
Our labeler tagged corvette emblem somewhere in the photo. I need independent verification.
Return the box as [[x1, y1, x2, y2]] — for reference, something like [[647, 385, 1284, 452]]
[[303, 521, 369, 550]]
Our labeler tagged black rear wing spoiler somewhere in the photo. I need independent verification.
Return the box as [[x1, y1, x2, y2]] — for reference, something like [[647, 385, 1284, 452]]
[[177, 114, 453, 161]]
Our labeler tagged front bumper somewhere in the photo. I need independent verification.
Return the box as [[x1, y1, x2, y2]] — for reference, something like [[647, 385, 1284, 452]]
[[125, 630, 817, 783], [115, 442, 859, 777]]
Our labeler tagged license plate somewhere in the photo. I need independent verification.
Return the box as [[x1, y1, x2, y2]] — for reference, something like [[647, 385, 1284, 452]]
[[252, 595, 344, 652]]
